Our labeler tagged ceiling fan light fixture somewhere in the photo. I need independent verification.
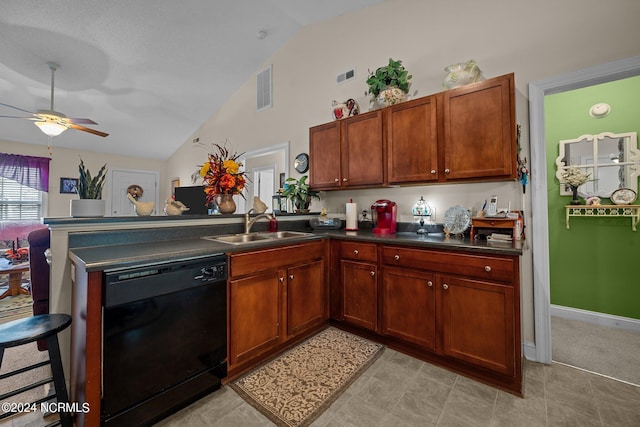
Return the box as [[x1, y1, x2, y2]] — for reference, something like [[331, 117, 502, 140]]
[[34, 120, 67, 136]]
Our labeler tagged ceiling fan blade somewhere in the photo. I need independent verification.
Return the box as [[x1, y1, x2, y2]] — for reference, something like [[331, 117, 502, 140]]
[[67, 117, 98, 125], [0, 102, 37, 115], [0, 114, 33, 119], [68, 123, 109, 137]]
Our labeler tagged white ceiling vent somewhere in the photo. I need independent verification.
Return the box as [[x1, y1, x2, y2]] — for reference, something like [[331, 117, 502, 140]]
[[257, 65, 273, 112], [336, 67, 356, 85]]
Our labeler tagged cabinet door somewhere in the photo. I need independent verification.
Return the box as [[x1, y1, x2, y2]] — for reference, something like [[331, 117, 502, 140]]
[[309, 121, 341, 189], [387, 96, 439, 183], [229, 270, 283, 366], [287, 260, 326, 337], [341, 110, 384, 187], [341, 260, 377, 331], [382, 267, 436, 350], [442, 74, 515, 180], [439, 275, 515, 376]]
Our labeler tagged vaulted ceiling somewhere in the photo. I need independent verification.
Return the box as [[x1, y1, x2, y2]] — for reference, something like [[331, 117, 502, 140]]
[[0, 0, 384, 160]]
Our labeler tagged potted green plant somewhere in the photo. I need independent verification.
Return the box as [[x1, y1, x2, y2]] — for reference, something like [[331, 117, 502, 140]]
[[282, 175, 320, 213], [366, 58, 412, 107], [70, 158, 108, 217]]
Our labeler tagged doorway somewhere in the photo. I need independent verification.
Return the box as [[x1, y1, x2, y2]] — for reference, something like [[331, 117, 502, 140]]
[[529, 55, 640, 367], [236, 142, 289, 213], [108, 169, 160, 216]]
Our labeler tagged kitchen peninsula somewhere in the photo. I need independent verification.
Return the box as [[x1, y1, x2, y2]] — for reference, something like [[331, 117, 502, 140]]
[[49, 214, 523, 426]]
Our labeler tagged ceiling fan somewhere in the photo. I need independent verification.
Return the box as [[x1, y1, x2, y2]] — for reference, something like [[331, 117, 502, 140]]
[[0, 62, 109, 138]]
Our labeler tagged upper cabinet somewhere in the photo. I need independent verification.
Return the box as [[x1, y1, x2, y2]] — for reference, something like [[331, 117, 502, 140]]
[[442, 73, 516, 181], [310, 110, 384, 190], [309, 73, 516, 190]]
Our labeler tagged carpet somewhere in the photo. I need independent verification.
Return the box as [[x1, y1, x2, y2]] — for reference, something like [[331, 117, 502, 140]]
[[230, 327, 384, 427], [0, 293, 33, 324]]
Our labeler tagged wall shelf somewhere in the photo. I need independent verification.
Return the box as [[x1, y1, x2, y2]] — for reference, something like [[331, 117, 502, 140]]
[[565, 205, 640, 231]]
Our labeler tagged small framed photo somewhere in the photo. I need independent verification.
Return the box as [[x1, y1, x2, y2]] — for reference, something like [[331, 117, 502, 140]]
[[279, 173, 286, 190], [171, 177, 180, 197], [60, 177, 78, 194]]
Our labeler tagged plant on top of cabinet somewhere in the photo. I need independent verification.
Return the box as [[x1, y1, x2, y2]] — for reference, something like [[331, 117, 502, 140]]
[[366, 58, 412, 107]]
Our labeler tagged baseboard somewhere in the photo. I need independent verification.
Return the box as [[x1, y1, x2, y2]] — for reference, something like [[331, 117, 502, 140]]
[[522, 341, 538, 362], [551, 304, 640, 333]]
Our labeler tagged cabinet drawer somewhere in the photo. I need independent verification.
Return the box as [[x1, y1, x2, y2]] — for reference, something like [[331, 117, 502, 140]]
[[340, 241, 377, 262], [382, 246, 515, 283], [231, 240, 325, 277]]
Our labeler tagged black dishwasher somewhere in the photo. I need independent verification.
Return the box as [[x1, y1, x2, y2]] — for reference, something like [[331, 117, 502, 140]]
[[102, 255, 227, 427]]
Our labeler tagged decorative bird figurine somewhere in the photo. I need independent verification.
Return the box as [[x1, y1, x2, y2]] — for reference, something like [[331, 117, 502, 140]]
[[164, 198, 190, 216], [127, 193, 155, 216], [253, 196, 268, 213]]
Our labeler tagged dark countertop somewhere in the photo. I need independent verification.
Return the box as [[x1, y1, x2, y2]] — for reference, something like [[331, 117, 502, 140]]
[[69, 229, 523, 273]]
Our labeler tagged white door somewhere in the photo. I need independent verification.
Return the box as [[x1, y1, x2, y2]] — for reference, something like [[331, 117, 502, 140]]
[[108, 169, 160, 216]]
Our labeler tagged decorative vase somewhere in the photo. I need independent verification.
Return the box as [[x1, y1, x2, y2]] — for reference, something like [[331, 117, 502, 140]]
[[218, 194, 237, 214], [375, 86, 406, 107], [570, 186, 582, 205], [443, 59, 484, 89], [70, 199, 106, 217]]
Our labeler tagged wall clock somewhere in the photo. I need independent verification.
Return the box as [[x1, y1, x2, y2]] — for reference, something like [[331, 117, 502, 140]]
[[294, 153, 309, 173]]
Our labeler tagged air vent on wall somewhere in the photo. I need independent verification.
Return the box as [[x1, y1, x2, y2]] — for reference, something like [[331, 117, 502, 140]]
[[257, 65, 272, 112], [336, 68, 356, 85]]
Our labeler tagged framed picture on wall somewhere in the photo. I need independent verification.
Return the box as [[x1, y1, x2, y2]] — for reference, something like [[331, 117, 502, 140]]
[[279, 172, 286, 190], [60, 177, 78, 194]]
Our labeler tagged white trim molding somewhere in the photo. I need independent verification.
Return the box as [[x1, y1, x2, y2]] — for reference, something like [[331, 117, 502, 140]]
[[551, 305, 640, 333]]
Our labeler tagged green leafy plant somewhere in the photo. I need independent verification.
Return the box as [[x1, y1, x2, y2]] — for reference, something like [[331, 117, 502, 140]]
[[282, 175, 320, 211], [78, 157, 107, 199], [366, 58, 412, 97]]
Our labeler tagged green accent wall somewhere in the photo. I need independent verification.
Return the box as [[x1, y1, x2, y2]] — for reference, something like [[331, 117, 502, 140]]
[[545, 76, 640, 320]]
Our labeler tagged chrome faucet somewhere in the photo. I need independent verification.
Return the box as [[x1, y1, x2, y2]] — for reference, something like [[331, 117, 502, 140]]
[[244, 209, 276, 234]]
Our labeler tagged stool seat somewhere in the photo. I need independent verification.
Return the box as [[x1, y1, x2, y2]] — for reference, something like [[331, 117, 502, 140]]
[[0, 314, 72, 348], [0, 314, 73, 427]]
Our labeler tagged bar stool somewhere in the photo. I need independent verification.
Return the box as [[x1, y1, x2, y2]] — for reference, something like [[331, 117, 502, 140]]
[[0, 314, 73, 427]]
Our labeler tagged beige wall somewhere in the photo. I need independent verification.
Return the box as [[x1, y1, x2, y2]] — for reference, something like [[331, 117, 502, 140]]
[[0, 139, 167, 217], [166, 0, 640, 347]]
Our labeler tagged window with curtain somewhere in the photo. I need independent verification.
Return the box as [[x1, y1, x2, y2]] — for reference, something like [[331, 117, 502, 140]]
[[0, 154, 50, 220]]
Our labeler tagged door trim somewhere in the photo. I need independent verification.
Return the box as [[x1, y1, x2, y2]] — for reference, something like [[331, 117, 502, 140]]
[[529, 55, 640, 364]]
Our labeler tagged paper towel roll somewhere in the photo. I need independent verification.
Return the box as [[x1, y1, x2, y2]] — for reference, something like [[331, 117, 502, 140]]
[[346, 202, 358, 230]]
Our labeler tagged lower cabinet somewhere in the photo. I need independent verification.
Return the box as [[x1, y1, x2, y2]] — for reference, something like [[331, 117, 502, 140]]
[[382, 267, 436, 351], [334, 240, 522, 395], [228, 240, 328, 376]]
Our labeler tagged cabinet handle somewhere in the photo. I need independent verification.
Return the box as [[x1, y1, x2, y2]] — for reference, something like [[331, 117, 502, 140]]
[[353, 249, 359, 255], [279, 277, 284, 282], [444, 168, 450, 174], [370, 271, 375, 277], [289, 274, 294, 280], [342, 178, 348, 182], [484, 265, 492, 272], [394, 254, 400, 261], [427, 281, 433, 287], [430, 169, 436, 174], [334, 178, 339, 182], [442, 284, 449, 290]]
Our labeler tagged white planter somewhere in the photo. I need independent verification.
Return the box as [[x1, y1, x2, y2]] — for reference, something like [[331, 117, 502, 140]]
[[70, 199, 106, 218]]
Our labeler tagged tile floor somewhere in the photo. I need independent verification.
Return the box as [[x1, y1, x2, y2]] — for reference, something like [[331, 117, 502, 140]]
[[155, 348, 640, 427], [4, 348, 639, 426]]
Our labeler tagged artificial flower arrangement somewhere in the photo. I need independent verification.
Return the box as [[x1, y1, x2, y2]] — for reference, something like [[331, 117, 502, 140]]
[[560, 165, 591, 189], [195, 143, 247, 205]]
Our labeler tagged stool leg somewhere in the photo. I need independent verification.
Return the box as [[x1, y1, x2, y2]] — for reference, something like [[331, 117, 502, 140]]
[[45, 334, 73, 427], [0, 348, 4, 371]]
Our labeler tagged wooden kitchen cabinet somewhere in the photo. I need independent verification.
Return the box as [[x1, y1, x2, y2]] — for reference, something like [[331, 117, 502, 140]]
[[382, 267, 436, 350], [228, 240, 328, 376], [439, 274, 515, 376], [387, 95, 439, 184], [309, 110, 384, 190], [442, 73, 515, 181], [338, 241, 378, 331], [381, 244, 520, 386]]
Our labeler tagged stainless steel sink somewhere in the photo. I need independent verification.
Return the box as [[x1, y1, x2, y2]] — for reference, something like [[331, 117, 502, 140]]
[[202, 231, 313, 245]]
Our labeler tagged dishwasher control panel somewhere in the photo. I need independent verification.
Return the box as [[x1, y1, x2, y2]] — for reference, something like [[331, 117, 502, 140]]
[[196, 263, 227, 282]]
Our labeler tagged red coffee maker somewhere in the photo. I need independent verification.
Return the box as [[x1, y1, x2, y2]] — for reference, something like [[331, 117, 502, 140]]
[[371, 200, 397, 234]]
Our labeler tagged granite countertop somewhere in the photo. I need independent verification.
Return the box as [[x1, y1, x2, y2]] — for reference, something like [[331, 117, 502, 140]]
[[69, 229, 524, 273]]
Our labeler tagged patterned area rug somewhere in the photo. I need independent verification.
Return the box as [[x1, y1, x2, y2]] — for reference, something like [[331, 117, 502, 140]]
[[0, 293, 33, 324], [230, 327, 384, 427]]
